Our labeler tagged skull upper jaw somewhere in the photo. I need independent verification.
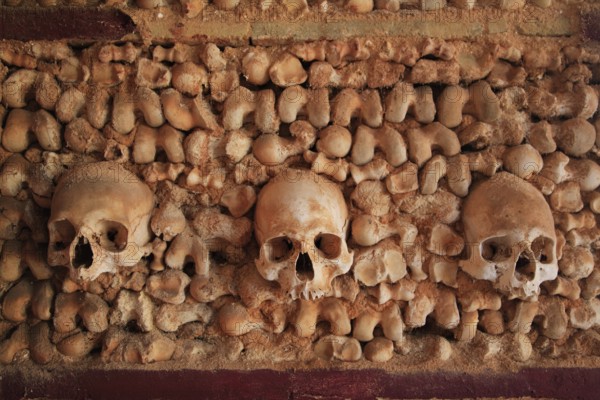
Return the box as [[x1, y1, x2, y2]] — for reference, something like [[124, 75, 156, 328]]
[[460, 234, 559, 301], [256, 235, 353, 301]]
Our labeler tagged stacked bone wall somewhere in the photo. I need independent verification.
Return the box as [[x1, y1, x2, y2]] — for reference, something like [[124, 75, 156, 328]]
[[0, 0, 600, 367]]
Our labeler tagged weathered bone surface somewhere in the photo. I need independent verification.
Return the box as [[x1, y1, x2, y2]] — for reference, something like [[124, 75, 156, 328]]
[[0, 37, 598, 369]]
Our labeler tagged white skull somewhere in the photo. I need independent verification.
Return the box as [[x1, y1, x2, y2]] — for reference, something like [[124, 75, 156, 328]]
[[48, 162, 154, 282], [255, 170, 353, 300], [460, 172, 558, 301]]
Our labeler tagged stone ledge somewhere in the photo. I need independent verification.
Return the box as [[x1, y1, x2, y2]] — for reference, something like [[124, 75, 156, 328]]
[[0, 6, 581, 43]]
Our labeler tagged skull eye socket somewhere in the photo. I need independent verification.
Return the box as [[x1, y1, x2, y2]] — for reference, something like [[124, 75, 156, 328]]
[[50, 219, 76, 251], [265, 236, 294, 262], [98, 220, 129, 252], [481, 237, 512, 262], [314, 233, 342, 259], [531, 236, 554, 263]]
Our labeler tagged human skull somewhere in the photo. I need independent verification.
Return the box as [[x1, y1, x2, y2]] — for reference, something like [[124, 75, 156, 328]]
[[460, 172, 558, 301], [255, 170, 353, 300], [48, 162, 155, 282]]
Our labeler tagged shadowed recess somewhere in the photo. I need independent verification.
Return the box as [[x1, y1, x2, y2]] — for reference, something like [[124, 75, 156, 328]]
[[0, 8, 136, 41]]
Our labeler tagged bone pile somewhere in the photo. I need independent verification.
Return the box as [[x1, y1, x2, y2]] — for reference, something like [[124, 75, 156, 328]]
[[1, 0, 555, 14], [0, 37, 599, 366]]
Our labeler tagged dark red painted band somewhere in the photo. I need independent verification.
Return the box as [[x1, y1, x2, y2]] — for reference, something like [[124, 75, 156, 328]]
[[582, 10, 600, 42], [1, 367, 599, 399], [0, 7, 136, 41]]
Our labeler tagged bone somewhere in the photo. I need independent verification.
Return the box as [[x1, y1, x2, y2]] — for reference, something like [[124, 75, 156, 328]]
[[455, 310, 479, 341], [487, 61, 526, 88], [353, 303, 403, 342], [410, 59, 460, 85], [218, 302, 266, 336], [199, 43, 227, 72], [437, 81, 501, 128], [142, 162, 185, 183], [2, 69, 37, 108], [364, 337, 394, 362], [308, 61, 368, 89], [531, 119, 596, 157], [136, 58, 171, 89], [427, 257, 458, 288], [558, 245, 594, 280], [350, 180, 393, 216], [331, 89, 382, 128], [426, 223, 464, 257], [406, 122, 461, 167], [209, 69, 240, 102], [566, 227, 600, 247], [385, 162, 419, 194], [384, 82, 435, 124], [569, 298, 600, 330], [351, 124, 407, 167], [314, 335, 362, 362], [109, 290, 155, 332], [242, 47, 271, 85], [53, 292, 109, 333], [311, 126, 351, 160], [527, 84, 598, 120], [366, 279, 417, 304], [64, 118, 107, 154], [351, 214, 417, 247], [0, 48, 37, 68], [155, 301, 213, 332], [0, 154, 30, 198], [161, 89, 219, 132], [540, 152, 600, 192], [582, 269, 600, 300], [56, 331, 102, 358], [112, 86, 164, 133], [269, 53, 307, 87], [171, 62, 208, 97], [56, 87, 86, 123], [153, 44, 194, 64], [349, 159, 391, 185], [538, 296, 569, 340], [222, 87, 279, 134], [29, 322, 56, 364], [34, 72, 61, 111], [98, 43, 140, 63], [56, 57, 90, 83], [133, 124, 185, 164], [253, 121, 316, 166], [550, 182, 584, 213], [30, 280, 54, 321], [2, 109, 62, 152], [480, 310, 504, 335], [0, 323, 29, 364], [543, 276, 581, 300], [2, 278, 33, 322], [0, 240, 24, 282], [191, 264, 237, 303], [146, 270, 191, 305], [353, 239, 407, 287], [277, 86, 330, 128], [555, 211, 596, 233], [502, 144, 543, 179], [220, 185, 256, 217], [507, 300, 538, 334], [404, 287, 436, 328], [102, 328, 176, 364], [419, 155, 447, 195], [293, 298, 351, 338]]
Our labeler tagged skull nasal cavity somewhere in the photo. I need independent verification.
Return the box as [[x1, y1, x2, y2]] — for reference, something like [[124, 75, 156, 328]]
[[73, 236, 94, 269], [516, 255, 535, 281], [296, 253, 314, 281]]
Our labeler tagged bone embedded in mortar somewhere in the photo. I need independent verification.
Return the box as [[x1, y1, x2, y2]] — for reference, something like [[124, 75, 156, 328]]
[[0, 38, 599, 369]]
